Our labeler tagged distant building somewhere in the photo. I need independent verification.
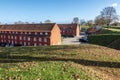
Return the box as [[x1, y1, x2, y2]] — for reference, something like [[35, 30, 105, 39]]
[[58, 24, 80, 37], [0, 23, 61, 46]]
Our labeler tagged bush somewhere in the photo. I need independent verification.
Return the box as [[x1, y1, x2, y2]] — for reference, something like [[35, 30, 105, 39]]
[[88, 34, 120, 46]]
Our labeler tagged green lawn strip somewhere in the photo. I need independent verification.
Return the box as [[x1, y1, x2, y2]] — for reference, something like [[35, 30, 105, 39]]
[[0, 61, 99, 80]]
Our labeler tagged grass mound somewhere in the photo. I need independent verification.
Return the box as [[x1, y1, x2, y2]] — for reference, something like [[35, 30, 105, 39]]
[[0, 44, 119, 80]]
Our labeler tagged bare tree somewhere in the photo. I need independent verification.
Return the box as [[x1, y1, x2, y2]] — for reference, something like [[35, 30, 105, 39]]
[[100, 6, 119, 26], [95, 15, 106, 25]]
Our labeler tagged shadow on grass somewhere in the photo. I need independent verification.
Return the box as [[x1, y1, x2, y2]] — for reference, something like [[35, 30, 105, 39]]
[[0, 54, 120, 68]]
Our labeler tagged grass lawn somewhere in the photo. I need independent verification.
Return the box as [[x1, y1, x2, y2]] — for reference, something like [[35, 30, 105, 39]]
[[0, 44, 120, 80]]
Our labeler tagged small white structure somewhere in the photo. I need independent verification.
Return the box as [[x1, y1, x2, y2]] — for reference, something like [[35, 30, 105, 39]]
[[96, 26, 102, 31]]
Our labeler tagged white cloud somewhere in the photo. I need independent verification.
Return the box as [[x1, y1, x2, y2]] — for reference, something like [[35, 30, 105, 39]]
[[112, 3, 118, 7]]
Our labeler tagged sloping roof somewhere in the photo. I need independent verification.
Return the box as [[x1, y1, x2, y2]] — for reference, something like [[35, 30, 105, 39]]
[[58, 24, 78, 30], [0, 23, 56, 32]]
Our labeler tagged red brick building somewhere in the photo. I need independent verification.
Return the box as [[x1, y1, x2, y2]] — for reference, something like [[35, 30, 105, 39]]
[[0, 23, 61, 46], [58, 24, 80, 37]]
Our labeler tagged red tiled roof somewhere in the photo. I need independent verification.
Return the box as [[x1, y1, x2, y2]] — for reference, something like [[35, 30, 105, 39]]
[[0, 23, 56, 32], [58, 24, 78, 30]]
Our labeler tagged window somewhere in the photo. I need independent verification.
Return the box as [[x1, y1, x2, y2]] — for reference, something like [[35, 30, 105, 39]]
[[20, 41, 22, 44], [39, 38, 41, 42], [12, 41, 14, 44], [20, 36, 22, 40], [28, 37, 30, 41], [35, 32, 37, 35], [34, 37, 36, 41], [34, 43, 37, 46], [11, 36, 13, 39], [24, 37, 26, 40], [45, 32, 48, 35], [40, 32, 43, 35], [8, 36, 10, 39], [4, 35, 6, 38], [8, 40, 10, 43], [28, 42, 30, 46], [15, 36, 17, 40], [44, 38, 47, 42], [24, 42, 26, 46], [29, 32, 31, 34]]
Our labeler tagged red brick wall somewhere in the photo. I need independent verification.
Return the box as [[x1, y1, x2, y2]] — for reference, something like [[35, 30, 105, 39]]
[[0, 31, 51, 46]]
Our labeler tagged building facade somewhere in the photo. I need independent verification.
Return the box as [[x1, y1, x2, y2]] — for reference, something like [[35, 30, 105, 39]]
[[0, 23, 61, 46], [58, 24, 80, 37]]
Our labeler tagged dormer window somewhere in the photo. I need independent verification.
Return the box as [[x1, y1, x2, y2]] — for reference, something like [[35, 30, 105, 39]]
[[35, 32, 37, 35], [40, 32, 43, 35], [29, 32, 31, 34], [25, 32, 27, 34], [45, 32, 48, 35]]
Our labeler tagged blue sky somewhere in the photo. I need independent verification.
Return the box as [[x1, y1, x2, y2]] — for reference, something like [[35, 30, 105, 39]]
[[0, 0, 120, 23]]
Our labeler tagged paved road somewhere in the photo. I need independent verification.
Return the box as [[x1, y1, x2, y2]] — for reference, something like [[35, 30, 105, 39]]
[[62, 32, 88, 45], [62, 36, 81, 45]]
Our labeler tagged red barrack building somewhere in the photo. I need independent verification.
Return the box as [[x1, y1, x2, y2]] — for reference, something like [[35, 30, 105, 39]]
[[0, 23, 61, 46], [58, 24, 80, 37]]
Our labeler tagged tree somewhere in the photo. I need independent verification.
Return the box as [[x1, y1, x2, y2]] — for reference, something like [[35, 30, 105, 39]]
[[80, 19, 86, 26], [72, 17, 79, 24], [100, 6, 119, 26], [44, 19, 51, 23], [94, 15, 106, 25], [86, 20, 94, 27]]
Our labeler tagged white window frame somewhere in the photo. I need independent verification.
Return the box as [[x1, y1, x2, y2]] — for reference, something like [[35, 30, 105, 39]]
[[34, 37, 36, 41], [35, 32, 37, 35], [39, 43, 42, 46], [28, 37, 30, 41], [34, 43, 37, 46], [39, 38, 42, 42], [28, 42, 30, 46], [45, 32, 48, 35], [11, 36, 13, 39], [29, 32, 31, 34], [24, 36, 26, 40], [40, 32, 43, 35], [44, 38, 47, 42], [15, 36, 17, 40], [24, 42, 26, 46], [20, 36, 22, 40]]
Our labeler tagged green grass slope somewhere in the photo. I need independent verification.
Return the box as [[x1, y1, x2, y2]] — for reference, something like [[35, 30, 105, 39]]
[[0, 44, 120, 80], [88, 28, 120, 49]]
